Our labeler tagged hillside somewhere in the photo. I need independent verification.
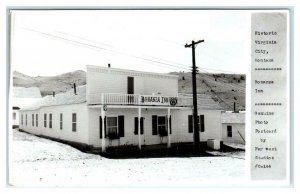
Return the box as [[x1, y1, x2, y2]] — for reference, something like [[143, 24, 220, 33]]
[[171, 72, 246, 110], [13, 70, 245, 110], [13, 70, 86, 96]]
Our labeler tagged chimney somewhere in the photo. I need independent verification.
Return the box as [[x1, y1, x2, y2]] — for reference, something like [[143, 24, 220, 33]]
[[108, 63, 111, 68], [73, 83, 77, 95], [53, 91, 55, 97], [233, 102, 237, 113]]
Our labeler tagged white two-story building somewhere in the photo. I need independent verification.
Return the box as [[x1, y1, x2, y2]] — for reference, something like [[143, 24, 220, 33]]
[[19, 65, 226, 152]]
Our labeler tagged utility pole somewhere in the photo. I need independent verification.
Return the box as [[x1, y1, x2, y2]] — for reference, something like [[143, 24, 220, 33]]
[[185, 40, 204, 151]]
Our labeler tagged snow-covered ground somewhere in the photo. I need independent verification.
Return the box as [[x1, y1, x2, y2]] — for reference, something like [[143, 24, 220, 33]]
[[9, 129, 245, 187]]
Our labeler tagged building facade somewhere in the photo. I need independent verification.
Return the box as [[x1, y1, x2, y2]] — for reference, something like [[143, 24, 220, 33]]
[[19, 65, 226, 152], [221, 111, 246, 145]]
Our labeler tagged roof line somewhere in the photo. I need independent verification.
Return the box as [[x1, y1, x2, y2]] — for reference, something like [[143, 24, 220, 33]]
[[86, 65, 179, 79]]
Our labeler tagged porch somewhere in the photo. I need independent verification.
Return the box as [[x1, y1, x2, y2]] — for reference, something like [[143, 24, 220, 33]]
[[88, 102, 193, 153], [88, 93, 193, 107]]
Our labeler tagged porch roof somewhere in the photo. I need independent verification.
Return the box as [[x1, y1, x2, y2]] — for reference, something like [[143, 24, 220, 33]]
[[20, 85, 226, 111]]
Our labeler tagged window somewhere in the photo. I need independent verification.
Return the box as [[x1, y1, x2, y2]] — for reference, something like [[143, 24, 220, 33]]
[[134, 117, 144, 135], [157, 116, 167, 136], [100, 116, 124, 139], [21, 114, 23, 125], [152, 115, 171, 136], [13, 112, 16, 120], [36, 114, 38, 127], [32, 114, 34, 126], [60, 113, 63, 130], [200, 115, 205, 132], [72, 113, 77, 132], [227, 125, 233, 137], [197, 115, 205, 132], [26, 114, 27, 126], [44, 114, 47, 128], [107, 117, 118, 138], [188, 115, 205, 133], [49, 114, 52, 128]]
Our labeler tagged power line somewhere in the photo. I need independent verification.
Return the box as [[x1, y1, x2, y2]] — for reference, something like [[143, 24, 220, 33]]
[[24, 27, 243, 75], [21, 27, 192, 73]]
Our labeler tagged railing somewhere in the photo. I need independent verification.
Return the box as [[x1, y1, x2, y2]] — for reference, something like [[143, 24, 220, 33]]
[[88, 93, 193, 107], [103, 93, 139, 105]]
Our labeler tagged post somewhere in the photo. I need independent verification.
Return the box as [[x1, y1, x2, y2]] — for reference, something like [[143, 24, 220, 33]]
[[234, 101, 236, 112], [101, 106, 106, 152], [185, 40, 204, 151], [73, 83, 77, 95], [138, 107, 142, 150], [167, 108, 171, 148]]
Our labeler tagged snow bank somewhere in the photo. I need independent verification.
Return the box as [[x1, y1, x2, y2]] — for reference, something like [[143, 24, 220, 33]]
[[9, 130, 245, 187]]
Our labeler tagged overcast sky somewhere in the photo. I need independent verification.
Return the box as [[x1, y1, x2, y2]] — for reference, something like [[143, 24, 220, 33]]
[[11, 10, 250, 76]]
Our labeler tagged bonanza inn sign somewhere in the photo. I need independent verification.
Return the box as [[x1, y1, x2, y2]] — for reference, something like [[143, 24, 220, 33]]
[[140, 95, 178, 106]]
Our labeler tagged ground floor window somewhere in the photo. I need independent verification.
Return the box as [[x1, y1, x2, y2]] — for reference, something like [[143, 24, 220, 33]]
[[107, 117, 118, 139], [72, 113, 77, 132], [13, 112, 16, 120], [134, 117, 144, 135], [21, 114, 23, 125], [152, 115, 171, 136], [49, 114, 52, 128], [26, 114, 27, 126], [188, 115, 205, 133], [99, 116, 124, 139], [36, 114, 38, 127], [157, 116, 167, 136], [32, 114, 34, 126], [227, 125, 233, 137], [44, 114, 47, 128], [60, 113, 63, 130]]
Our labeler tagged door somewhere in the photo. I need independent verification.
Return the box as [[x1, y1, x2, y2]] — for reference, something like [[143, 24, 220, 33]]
[[127, 77, 134, 94], [127, 77, 134, 104], [135, 117, 145, 145]]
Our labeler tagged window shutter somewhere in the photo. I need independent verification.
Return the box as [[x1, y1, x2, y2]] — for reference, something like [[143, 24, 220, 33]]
[[200, 115, 205, 132], [99, 116, 102, 139], [152, 115, 158, 135], [134, 117, 138, 135], [165, 115, 168, 134], [188, 115, 193, 133], [140, 117, 144, 135], [169, 116, 172, 134], [118, 115, 125, 137], [104, 116, 107, 137]]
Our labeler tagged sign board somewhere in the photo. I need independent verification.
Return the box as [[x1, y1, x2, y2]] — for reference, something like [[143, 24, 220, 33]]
[[140, 95, 177, 106]]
